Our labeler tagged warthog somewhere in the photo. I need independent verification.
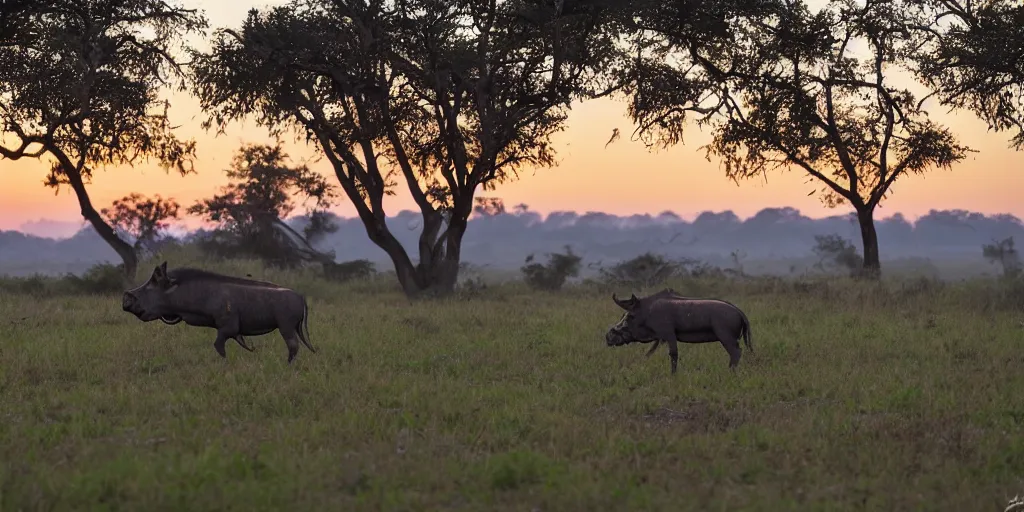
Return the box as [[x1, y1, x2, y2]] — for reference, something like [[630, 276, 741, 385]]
[[605, 289, 752, 374], [122, 262, 316, 363]]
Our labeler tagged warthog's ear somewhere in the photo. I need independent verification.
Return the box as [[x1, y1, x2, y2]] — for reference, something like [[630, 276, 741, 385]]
[[152, 261, 172, 287]]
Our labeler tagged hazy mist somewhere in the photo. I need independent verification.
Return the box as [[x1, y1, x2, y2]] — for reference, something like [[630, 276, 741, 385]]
[[2, 207, 1021, 279]]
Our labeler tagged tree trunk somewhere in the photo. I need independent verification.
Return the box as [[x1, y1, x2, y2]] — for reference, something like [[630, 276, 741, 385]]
[[64, 169, 139, 281], [855, 205, 881, 279], [356, 214, 466, 299]]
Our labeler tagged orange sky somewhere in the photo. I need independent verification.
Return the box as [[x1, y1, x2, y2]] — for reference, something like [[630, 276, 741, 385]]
[[1, 1, 1021, 233]]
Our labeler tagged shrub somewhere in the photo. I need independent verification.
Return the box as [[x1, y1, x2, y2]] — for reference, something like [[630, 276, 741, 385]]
[[322, 259, 376, 283], [812, 234, 864, 276], [61, 263, 127, 294], [982, 236, 1022, 280], [599, 252, 680, 288], [521, 246, 582, 291]]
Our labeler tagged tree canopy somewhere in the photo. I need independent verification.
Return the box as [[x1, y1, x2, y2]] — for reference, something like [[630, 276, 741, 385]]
[[613, 0, 975, 274], [101, 192, 181, 256], [0, 0, 206, 278], [913, 0, 1024, 149], [188, 142, 338, 268], [191, 0, 624, 295]]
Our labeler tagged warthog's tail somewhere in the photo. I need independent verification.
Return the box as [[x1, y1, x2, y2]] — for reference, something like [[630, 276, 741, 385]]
[[739, 307, 753, 353], [298, 297, 316, 353]]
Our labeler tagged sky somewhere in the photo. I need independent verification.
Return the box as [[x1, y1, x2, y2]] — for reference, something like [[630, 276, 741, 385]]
[[1, 0, 1021, 237]]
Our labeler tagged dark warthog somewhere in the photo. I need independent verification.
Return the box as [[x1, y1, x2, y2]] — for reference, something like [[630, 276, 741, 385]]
[[605, 289, 752, 374], [122, 262, 316, 363]]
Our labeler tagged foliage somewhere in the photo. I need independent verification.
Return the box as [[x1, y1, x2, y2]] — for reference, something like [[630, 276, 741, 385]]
[[982, 236, 1022, 280], [0, 0, 206, 277], [0, 262, 126, 296], [615, 0, 973, 272], [62, 262, 129, 294], [521, 245, 583, 291], [599, 252, 680, 288], [322, 259, 377, 283], [913, 0, 1024, 149], [189, 0, 624, 296], [474, 197, 507, 217], [187, 143, 337, 269], [101, 193, 181, 256], [813, 233, 864, 276]]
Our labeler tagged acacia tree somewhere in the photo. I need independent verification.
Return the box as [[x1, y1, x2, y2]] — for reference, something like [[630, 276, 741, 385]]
[[188, 142, 339, 269], [0, 0, 205, 279], [913, 0, 1024, 149], [617, 0, 972, 276], [190, 0, 622, 297], [0, 0, 51, 44], [101, 193, 181, 256]]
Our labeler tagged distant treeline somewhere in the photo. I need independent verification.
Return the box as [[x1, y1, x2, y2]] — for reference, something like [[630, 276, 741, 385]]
[[2, 207, 1021, 278]]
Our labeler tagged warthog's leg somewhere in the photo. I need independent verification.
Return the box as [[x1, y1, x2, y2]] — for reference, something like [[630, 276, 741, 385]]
[[213, 331, 230, 358], [212, 306, 242, 359], [714, 326, 742, 369], [645, 340, 661, 357], [279, 325, 301, 363], [667, 340, 679, 374], [647, 324, 679, 374], [234, 335, 255, 352]]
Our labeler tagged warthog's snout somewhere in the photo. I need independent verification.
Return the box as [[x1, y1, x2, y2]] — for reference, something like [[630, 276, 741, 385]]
[[122, 292, 136, 312], [606, 327, 627, 347]]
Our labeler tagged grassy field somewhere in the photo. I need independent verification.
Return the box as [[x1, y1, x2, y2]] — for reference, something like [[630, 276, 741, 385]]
[[2, 262, 1024, 510]]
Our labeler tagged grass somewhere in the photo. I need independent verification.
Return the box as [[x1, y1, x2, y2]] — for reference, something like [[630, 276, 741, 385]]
[[1, 263, 1024, 510]]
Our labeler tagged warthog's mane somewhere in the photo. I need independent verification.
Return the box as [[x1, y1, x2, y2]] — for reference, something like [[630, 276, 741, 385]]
[[642, 289, 744, 311], [166, 267, 283, 288]]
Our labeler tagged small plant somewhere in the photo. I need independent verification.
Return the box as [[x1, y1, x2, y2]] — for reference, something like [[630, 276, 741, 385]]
[[521, 246, 582, 291], [982, 236, 1022, 280], [729, 249, 748, 277]]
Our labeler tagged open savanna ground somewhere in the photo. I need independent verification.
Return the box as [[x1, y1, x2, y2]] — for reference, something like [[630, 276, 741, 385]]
[[1, 261, 1024, 511]]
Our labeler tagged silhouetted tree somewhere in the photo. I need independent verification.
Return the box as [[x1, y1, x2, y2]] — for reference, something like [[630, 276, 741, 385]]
[[0, 0, 55, 45], [474, 197, 507, 217], [616, 0, 972, 277], [982, 236, 1021, 279], [914, 0, 1024, 148], [188, 143, 338, 268], [812, 233, 864, 276], [101, 193, 181, 257], [0, 0, 205, 279], [190, 0, 623, 297]]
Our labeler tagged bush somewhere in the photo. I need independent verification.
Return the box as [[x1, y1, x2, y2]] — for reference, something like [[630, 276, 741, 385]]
[[61, 263, 127, 294], [0, 274, 48, 296], [521, 246, 582, 291], [812, 234, 864, 276], [322, 259, 376, 283], [599, 252, 680, 288], [0, 262, 126, 296]]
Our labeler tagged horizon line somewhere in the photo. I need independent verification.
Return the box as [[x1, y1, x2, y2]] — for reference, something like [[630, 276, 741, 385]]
[[10, 204, 1022, 240]]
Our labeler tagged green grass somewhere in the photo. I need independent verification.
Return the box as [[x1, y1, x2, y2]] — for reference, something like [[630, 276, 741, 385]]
[[2, 268, 1024, 511]]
